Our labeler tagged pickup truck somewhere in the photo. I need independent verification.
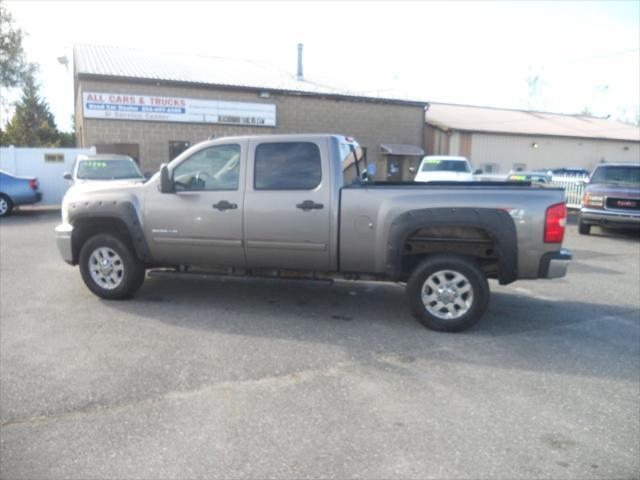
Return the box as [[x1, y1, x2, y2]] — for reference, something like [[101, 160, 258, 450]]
[[55, 134, 571, 332]]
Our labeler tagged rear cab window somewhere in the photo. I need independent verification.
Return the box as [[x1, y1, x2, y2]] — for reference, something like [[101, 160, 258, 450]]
[[254, 142, 322, 190]]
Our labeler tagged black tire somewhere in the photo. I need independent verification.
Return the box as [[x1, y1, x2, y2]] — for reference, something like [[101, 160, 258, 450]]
[[0, 194, 13, 217], [79, 233, 145, 300], [406, 254, 490, 332], [578, 219, 591, 235]]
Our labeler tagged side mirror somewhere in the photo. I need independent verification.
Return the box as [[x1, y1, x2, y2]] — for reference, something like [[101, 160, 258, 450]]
[[576, 180, 587, 187], [473, 169, 483, 175], [408, 166, 417, 174], [144, 172, 152, 180], [159, 164, 173, 193], [63, 172, 72, 180]]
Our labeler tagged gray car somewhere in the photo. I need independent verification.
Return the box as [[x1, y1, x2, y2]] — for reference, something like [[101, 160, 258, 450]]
[[55, 134, 572, 332], [0, 170, 42, 217]]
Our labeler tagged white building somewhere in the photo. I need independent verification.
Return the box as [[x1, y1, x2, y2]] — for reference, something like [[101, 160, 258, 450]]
[[425, 102, 640, 174]]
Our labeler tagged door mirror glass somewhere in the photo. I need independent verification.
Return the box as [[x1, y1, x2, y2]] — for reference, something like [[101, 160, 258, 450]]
[[473, 169, 483, 175], [63, 172, 72, 180], [159, 163, 173, 193]]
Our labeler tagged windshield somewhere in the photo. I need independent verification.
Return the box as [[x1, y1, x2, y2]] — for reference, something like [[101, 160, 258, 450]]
[[76, 159, 143, 180], [590, 165, 640, 186], [421, 159, 470, 173]]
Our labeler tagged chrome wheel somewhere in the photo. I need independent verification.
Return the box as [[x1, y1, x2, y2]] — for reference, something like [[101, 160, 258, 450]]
[[88, 247, 125, 290], [0, 198, 8, 216], [421, 269, 474, 320]]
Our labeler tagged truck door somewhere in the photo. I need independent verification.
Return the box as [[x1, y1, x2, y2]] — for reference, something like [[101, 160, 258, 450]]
[[243, 138, 332, 271], [144, 141, 246, 267]]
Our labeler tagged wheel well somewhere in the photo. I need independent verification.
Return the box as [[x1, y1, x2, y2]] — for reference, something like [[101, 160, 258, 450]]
[[400, 226, 499, 280], [71, 217, 132, 264]]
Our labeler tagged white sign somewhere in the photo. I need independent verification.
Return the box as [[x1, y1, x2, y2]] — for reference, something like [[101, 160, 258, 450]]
[[82, 92, 276, 127]]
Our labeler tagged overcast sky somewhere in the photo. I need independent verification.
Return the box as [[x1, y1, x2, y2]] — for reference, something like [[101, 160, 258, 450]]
[[3, 0, 639, 131]]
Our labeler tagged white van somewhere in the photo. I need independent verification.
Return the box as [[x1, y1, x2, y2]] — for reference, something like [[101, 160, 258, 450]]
[[414, 156, 474, 182]]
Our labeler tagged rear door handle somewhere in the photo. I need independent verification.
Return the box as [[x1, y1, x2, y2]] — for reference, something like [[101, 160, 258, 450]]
[[213, 200, 238, 211], [296, 200, 324, 211]]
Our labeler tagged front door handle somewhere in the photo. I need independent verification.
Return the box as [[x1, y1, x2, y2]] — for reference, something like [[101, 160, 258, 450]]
[[213, 200, 238, 211], [296, 200, 324, 211]]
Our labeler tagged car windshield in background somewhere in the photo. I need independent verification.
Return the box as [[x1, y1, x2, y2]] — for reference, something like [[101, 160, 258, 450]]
[[590, 166, 640, 185], [421, 160, 470, 173], [76, 160, 143, 180]]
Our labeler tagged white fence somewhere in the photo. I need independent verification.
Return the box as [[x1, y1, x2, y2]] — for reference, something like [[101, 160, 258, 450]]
[[0, 146, 96, 205], [549, 174, 590, 209]]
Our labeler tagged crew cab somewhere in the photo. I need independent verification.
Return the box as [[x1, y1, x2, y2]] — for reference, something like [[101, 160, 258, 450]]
[[55, 134, 571, 332]]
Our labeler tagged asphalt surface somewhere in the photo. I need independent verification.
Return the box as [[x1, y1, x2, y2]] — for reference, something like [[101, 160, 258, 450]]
[[1, 208, 639, 479]]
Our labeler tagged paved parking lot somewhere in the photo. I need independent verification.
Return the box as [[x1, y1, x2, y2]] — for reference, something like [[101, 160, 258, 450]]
[[1, 208, 639, 479]]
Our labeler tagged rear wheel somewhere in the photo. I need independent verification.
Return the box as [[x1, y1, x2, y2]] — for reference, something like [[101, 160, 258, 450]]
[[0, 195, 13, 217], [578, 219, 591, 235], [406, 254, 489, 332], [79, 234, 145, 299]]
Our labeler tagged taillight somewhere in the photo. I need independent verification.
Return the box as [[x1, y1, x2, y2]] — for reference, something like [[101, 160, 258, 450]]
[[544, 202, 567, 243], [28, 179, 38, 190]]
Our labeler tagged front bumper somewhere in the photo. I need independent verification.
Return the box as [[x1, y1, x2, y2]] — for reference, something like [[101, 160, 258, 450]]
[[580, 207, 640, 226], [538, 248, 572, 279], [55, 223, 74, 265]]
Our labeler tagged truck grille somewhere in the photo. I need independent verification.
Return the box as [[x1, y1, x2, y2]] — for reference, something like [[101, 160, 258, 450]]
[[606, 197, 640, 211]]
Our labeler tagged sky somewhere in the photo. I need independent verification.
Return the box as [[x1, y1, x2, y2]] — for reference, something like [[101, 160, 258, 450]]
[[2, 0, 639, 132]]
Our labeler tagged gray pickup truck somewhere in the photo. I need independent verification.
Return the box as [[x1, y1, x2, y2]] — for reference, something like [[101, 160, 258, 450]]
[[55, 134, 571, 332]]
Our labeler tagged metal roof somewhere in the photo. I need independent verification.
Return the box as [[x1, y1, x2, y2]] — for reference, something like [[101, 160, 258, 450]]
[[380, 144, 424, 156], [74, 44, 427, 106], [426, 102, 640, 142]]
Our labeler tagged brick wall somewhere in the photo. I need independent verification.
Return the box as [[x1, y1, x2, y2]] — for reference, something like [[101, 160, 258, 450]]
[[77, 79, 425, 175]]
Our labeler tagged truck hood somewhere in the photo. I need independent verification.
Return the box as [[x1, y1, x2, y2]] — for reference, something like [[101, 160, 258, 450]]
[[586, 183, 640, 198], [67, 179, 145, 195], [414, 171, 474, 182]]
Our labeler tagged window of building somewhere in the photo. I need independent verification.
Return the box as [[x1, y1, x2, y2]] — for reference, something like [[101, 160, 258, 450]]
[[44, 153, 64, 163], [173, 144, 240, 191], [254, 142, 321, 190], [169, 141, 191, 160], [480, 163, 499, 174]]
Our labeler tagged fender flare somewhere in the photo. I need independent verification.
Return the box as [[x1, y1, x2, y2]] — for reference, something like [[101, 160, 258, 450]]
[[68, 199, 150, 262], [386, 207, 518, 285]]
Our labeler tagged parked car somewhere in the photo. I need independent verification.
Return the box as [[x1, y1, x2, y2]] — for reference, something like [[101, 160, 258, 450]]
[[507, 171, 553, 185], [55, 134, 571, 332], [414, 156, 474, 182], [578, 163, 640, 234], [64, 154, 146, 186], [0, 170, 42, 217]]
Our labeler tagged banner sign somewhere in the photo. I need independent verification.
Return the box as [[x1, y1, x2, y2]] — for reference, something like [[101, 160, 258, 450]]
[[82, 92, 276, 127]]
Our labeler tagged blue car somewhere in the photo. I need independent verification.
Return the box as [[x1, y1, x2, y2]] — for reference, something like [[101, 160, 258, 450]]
[[0, 170, 43, 217]]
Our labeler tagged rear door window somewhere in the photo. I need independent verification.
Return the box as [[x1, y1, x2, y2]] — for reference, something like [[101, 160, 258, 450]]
[[254, 142, 321, 190]]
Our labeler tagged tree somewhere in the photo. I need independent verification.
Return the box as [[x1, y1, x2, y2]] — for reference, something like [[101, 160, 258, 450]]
[[58, 129, 75, 147], [3, 67, 61, 146], [0, 0, 28, 89]]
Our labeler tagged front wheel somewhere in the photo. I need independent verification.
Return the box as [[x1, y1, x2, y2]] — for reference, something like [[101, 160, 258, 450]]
[[578, 219, 591, 235], [406, 254, 490, 332], [79, 234, 146, 299]]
